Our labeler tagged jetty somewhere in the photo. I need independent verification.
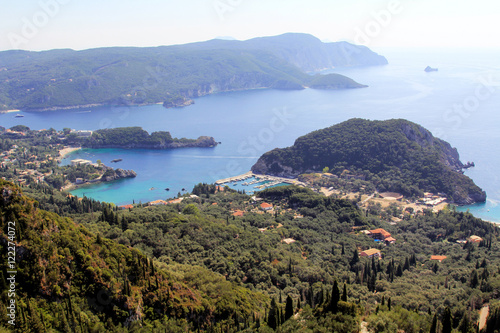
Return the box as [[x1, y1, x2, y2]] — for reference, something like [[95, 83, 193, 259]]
[[215, 171, 254, 185], [215, 171, 306, 189]]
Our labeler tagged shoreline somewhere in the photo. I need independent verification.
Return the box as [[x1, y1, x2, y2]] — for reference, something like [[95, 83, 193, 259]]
[[0, 109, 21, 113], [58, 146, 82, 159]]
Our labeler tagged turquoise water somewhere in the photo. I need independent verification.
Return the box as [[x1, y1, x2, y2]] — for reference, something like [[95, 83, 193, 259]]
[[2, 48, 500, 222]]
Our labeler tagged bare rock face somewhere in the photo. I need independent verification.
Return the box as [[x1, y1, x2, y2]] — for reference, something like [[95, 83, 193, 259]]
[[102, 168, 137, 182]]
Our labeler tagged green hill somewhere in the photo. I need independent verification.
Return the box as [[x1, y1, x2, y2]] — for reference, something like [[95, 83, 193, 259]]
[[0, 180, 267, 331], [251, 118, 486, 205], [0, 33, 385, 111], [73, 127, 218, 149]]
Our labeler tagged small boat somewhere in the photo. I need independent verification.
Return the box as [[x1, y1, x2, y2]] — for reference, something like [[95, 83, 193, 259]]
[[110, 158, 122, 163], [15, 114, 24, 118], [165, 188, 170, 191], [181, 188, 186, 191], [149, 187, 156, 191]]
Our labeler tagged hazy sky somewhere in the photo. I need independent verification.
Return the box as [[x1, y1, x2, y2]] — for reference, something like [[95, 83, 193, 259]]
[[1, 0, 499, 51]]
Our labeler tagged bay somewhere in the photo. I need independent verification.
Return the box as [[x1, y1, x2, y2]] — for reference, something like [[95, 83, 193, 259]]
[[1, 48, 499, 222]]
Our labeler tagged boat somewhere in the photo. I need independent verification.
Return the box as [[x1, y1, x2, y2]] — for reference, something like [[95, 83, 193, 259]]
[[165, 188, 170, 191], [149, 187, 155, 190], [15, 114, 24, 118], [110, 158, 123, 163]]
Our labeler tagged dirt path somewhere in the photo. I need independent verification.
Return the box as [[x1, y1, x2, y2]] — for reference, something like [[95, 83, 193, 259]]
[[479, 304, 489, 331], [360, 321, 369, 333]]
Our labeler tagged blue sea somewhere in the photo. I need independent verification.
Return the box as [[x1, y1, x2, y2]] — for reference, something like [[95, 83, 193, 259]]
[[1, 48, 500, 222]]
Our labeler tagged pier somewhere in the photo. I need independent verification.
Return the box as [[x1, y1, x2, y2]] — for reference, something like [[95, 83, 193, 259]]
[[215, 171, 254, 185], [215, 171, 306, 190]]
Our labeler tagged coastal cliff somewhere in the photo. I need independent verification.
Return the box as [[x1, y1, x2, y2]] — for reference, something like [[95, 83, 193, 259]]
[[101, 168, 137, 182], [251, 118, 486, 205]]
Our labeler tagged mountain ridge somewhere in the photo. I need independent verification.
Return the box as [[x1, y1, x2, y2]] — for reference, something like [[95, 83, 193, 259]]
[[0, 33, 386, 111]]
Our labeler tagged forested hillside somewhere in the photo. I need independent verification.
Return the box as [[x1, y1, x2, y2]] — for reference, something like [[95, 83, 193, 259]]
[[0, 180, 268, 332], [3, 179, 499, 332], [0, 33, 385, 111]]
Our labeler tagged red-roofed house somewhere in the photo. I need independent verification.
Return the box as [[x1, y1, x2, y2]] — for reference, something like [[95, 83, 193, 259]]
[[368, 228, 391, 240], [385, 237, 396, 244], [430, 255, 447, 262], [468, 235, 483, 243], [232, 210, 244, 217], [359, 248, 382, 258], [149, 200, 167, 206], [260, 202, 273, 211], [120, 204, 134, 210]]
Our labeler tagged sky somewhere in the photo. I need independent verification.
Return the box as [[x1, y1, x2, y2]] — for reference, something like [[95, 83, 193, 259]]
[[1, 0, 500, 51]]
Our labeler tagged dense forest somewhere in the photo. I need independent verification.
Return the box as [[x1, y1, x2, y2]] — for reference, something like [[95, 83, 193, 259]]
[[79, 127, 217, 149], [2, 180, 499, 332], [252, 118, 486, 205], [0, 33, 386, 111]]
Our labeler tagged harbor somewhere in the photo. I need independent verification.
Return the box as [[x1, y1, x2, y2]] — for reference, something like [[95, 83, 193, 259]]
[[215, 171, 306, 193]]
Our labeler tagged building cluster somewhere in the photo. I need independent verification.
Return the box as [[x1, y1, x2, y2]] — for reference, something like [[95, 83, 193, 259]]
[[362, 228, 396, 244], [418, 192, 447, 206]]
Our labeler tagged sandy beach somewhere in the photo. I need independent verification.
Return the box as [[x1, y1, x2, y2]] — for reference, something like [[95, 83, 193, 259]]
[[59, 146, 81, 159], [1, 109, 21, 113]]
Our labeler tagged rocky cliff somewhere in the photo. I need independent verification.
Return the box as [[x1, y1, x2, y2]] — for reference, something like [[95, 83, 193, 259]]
[[101, 168, 137, 182]]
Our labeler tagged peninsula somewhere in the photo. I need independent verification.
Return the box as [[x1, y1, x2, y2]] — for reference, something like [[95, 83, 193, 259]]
[[251, 118, 486, 205], [68, 127, 218, 149]]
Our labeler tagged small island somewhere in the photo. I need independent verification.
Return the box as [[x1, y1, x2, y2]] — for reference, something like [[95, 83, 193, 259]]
[[424, 66, 438, 72]]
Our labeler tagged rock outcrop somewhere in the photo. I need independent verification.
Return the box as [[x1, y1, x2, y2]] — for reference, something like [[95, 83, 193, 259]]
[[102, 168, 137, 182]]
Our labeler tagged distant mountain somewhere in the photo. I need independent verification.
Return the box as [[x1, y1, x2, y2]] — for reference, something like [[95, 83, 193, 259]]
[[251, 118, 486, 205], [0, 33, 386, 111]]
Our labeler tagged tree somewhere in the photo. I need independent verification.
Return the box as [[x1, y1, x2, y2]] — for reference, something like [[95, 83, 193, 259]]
[[441, 307, 452, 333], [342, 283, 348, 302], [429, 313, 438, 333], [329, 280, 340, 313], [322, 166, 330, 173], [350, 249, 359, 266], [458, 313, 472, 333], [267, 298, 278, 330], [470, 269, 479, 288], [285, 295, 294, 321]]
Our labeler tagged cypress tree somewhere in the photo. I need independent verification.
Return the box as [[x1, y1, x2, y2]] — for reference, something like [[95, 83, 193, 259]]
[[330, 280, 340, 312], [457, 313, 471, 333], [285, 295, 294, 321], [350, 249, 359, 266], [267, 298, 278, 330], [441, 307, 452, 333], [342, 283, 348, 302], [429, 313, 437, 333]]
